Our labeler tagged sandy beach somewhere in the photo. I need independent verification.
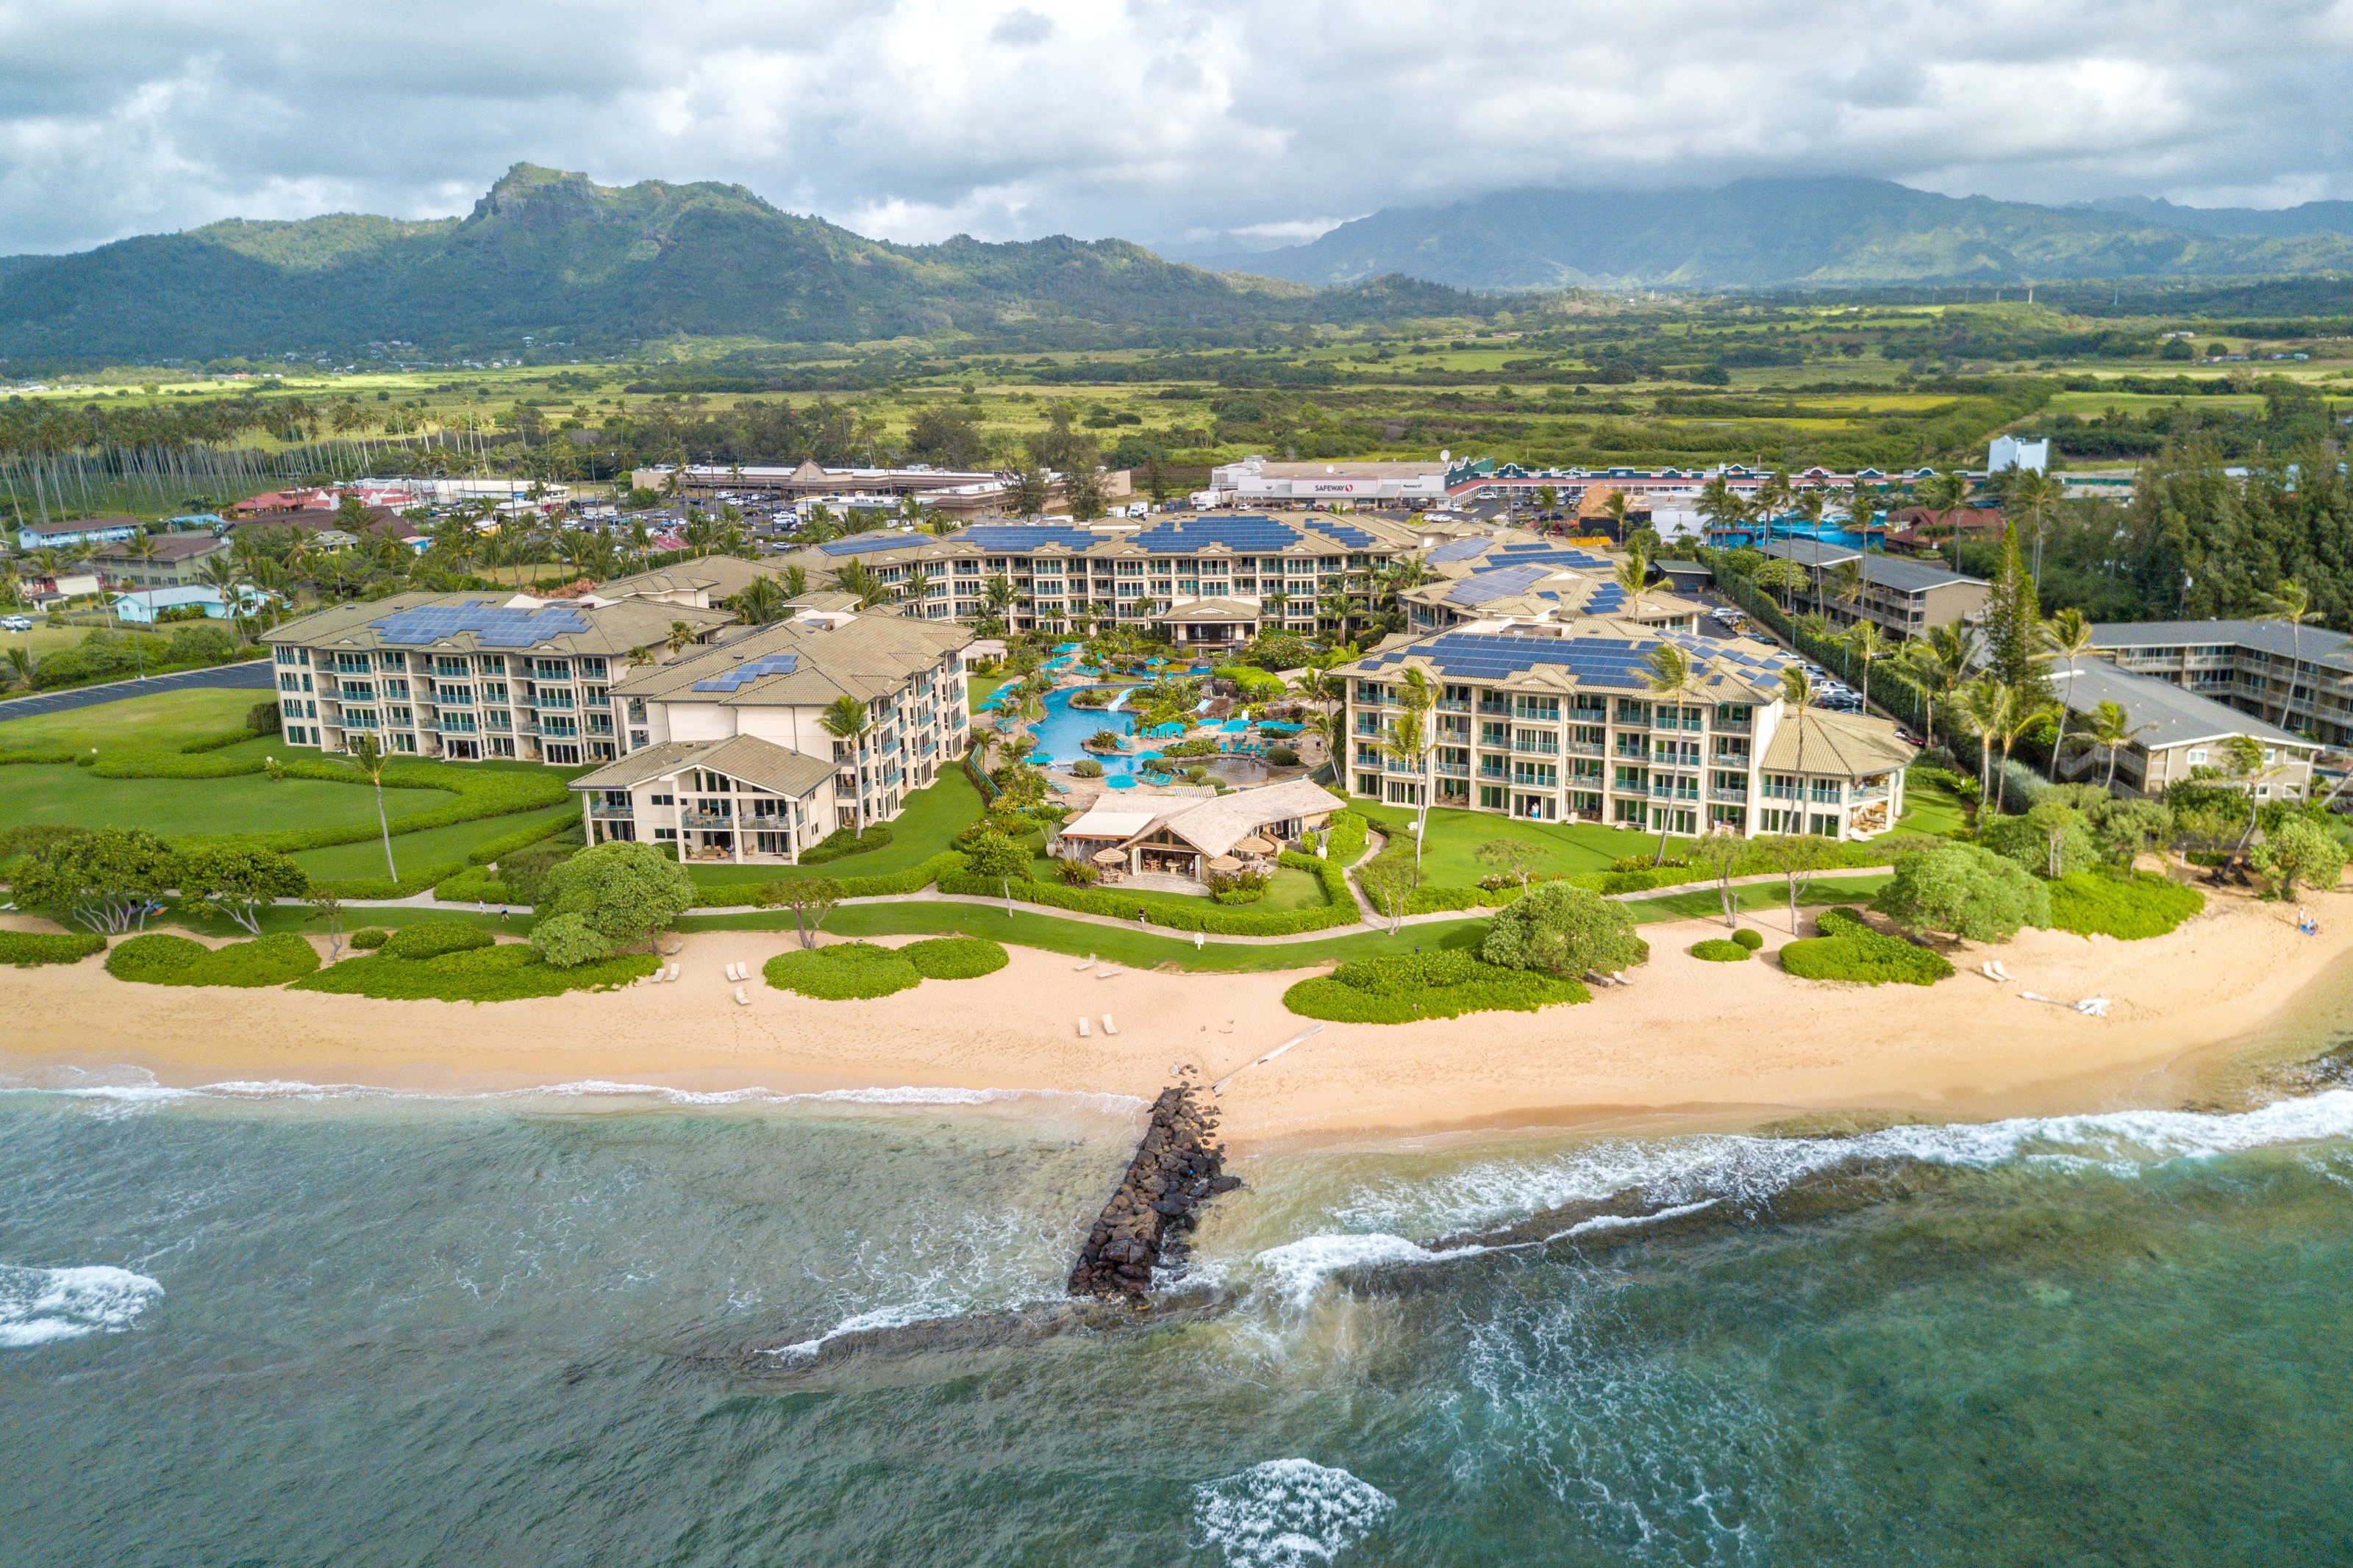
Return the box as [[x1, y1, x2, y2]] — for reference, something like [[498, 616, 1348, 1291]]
[[7, 887, 2351, 1145]]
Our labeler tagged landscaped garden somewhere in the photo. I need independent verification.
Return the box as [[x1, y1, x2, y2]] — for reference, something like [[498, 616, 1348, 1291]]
[[763, 936, 1010, 999], [683, 769, 985, 892]]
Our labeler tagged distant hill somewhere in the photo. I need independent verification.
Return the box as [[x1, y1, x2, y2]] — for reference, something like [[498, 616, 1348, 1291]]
[[0, 165, 1471, 365], [1202, 176, 2353, 290]]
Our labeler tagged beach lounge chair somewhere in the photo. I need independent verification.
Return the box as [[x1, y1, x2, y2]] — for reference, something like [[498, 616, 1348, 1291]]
[[1073, 953, 1096, 970], [1101, 1014, 1118, 1035], [1077, 1017, 1090, 1037], [1096, 967, 1121, 980], [665, 964, 681, 983], [1989, 960, 2018, 982], [734, 985, 750, 1006]]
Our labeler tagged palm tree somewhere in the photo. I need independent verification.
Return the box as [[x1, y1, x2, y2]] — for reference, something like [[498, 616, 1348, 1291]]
[[1388, 667, 1437, 864], [665, 619, 698, 657], [982, 573, 1018, 624], [1751, 556, 1808, 613], [1824, 558, 1863, 624], [1842, 619, 1888, 710], [1916, 471, 1971, 566], [1316, 588, 1353, 643], [2078, 699, 2156, 792], [1779, 664, 1816, 831], [2005, 468, 2063, 587], [1264, 587, 1291, 628], [1645, 642, 1697, 862], [1602, 489, 1631, 541], [832, 559, 893, 609], [782, 565, 808, 598], [818, 695, 874, 831], [2261, 578, 2313, 731], [346, 731, 399, 880], [2039, 606, 2096, 779], [1614, 548, 1649, 620], [1957, 677, 2013, 810], [1993, 688, 2053, 813], [1899, 623, 1977, 751], [731, 576, 789, 626]]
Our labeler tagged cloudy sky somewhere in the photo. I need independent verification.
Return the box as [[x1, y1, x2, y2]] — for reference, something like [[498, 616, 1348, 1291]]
[[5, 0, 2352, 257]]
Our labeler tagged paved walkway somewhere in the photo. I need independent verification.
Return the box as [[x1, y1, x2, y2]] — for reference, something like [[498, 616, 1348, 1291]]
[[0, 659, 274, 722]]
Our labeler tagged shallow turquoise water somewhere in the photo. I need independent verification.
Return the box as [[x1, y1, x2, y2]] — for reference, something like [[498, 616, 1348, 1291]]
[[8, 1075, 2353, 1565]]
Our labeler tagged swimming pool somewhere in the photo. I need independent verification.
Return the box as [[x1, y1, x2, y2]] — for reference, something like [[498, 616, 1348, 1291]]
[[1024, 686, 1143, 774]]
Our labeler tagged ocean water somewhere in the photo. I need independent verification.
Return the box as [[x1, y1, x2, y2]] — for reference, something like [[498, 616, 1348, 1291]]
[[9, 1069, 2353, 1566]]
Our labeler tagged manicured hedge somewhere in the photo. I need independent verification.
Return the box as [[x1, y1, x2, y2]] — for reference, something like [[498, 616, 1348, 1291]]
[[936, 848, 1357, 935], [1284, 951, 1588, 1023], [900, 936, 1009, 979], [1691, 938, 1751, 962], [382, 920, 496, 959], [179, 726, 265, 755], [691, 850, 968, 907], [764, 942, 923, 999], [349, 928, 390, 950], [0, 748, 80, 767], [1732, 928, 1764, 951], [2048, 869, 2205, 940], [1779, 907, 1954, 986], [319, 813, 577, 901], [800, 823, 896, 864], [294, 942, 655, 1002], [0, 930, 107, 967], [106, 931, 321, 987]]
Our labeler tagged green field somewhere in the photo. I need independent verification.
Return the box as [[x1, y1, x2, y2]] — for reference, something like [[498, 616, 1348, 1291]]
[[1356, 803, 1650, 884], [685, 769, 985, 887], [0, 685, 265, 756], [1896, 776, 1973, 837], [289, 801, 579, 878], [0, 762, 436, 840]]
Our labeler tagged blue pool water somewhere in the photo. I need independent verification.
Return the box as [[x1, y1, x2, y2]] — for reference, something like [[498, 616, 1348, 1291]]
[[1026, 686, 1141, 773]]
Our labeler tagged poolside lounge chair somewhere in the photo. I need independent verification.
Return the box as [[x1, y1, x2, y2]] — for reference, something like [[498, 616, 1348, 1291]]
[[734, 985, 750, 1006], [1101, 1014, 1118, 1035], [1077, 1017, 1090, 1037]]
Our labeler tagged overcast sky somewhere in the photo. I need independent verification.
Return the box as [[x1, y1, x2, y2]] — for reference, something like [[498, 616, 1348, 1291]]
[[5, 0, 2352, 257]]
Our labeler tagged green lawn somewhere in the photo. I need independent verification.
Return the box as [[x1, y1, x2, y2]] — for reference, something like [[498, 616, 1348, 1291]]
[[0, 684, 265, 756], [289, 801, 579, 878], [0, 761, 438, 840], [968, 674, 1013, 712], [1623, 872, 1893, 926], [1024, 853, 1332, 914], [1357, 802, 1652, 883], [680, 900, 1493, 972], [1896, 775, 1972, 837], [685, 768, 985, 887]]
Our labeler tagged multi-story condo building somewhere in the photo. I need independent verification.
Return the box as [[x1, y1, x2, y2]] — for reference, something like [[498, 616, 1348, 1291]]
[[1755, 539, 1989, 640], [1402, 537, 1703, 634], [568, 614, 970, 863], [1338, 622, 1914, 839], [264, 594, 735, 765], [2089, 620, 2353, 748], [2049, 660, 2315, 801], [779, 514, 1426, 645]]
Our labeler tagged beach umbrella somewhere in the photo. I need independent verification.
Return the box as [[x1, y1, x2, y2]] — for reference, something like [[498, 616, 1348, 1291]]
[[1091, 848, 1126, 866], [1235, 835, 1277, 856], [1207, 854, 1244, 873]]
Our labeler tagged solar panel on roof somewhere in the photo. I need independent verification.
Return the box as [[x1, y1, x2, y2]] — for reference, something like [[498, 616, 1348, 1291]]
[[690, 653, 801, 692], [1427, 537, 1492, 564], [1443, 564, 1556, 606], [1129, 517, 1305, 554], [373, 602, 591, 647], [1321, 523, 1375, 547]]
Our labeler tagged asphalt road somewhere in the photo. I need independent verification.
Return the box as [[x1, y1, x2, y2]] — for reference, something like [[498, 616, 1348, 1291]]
[[0, 659, 276, 723]]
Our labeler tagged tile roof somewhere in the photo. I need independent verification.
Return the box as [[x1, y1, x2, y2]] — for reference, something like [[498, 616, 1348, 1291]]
[[1759, 709, 1917, 776], [596, 554, 784, 601], [567, 734, 835, 798], [2090, 619, 2353, 666], [265, 593, 733, 656], [615, 611, 967, 706]]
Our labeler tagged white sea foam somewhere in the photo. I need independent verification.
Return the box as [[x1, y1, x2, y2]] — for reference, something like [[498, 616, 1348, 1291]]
[[1191, 1458, 1396, 1567], [765, 1299, 976, 1362], [1251, 1200, 1721, 1306], [0, 1264, 163, 1349], [1330, 1089, 2353, 1242]]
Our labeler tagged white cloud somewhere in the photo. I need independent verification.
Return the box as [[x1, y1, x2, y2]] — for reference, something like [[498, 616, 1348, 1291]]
[[0, 0, 2349, 254]]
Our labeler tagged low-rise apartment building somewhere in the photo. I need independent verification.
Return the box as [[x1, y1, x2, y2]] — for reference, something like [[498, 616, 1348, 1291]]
[[1757, 539, 1988, 640], [779, 514, 1426, 645], [91, 532, 232, 589], [2089, 620, 2353, 748], [2051, 659, 2317, 799], [17, 516, 144, 552], [569, 613, 971, 862], [1338, 623, 1914, 839], [263, 593, 735, 765]]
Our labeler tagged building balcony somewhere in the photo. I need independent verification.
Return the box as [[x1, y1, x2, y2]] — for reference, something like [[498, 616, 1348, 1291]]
[[1709, 785, 1749, 803], [679, 809, 734, 828], [588, 803, 634, 819], [1566, 742, 1605, 757], [1435, 761, 1471, 778], [1513, 740, 1560, 756]]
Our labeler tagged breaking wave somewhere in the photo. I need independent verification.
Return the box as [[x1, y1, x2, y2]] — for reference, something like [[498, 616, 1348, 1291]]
[[0, 1264, 163, 1349], [1191, 1458, 1396, 1567]]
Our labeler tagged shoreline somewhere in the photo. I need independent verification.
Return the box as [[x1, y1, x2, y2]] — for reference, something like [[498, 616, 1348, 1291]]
[[7, 886, 2352, 1149]]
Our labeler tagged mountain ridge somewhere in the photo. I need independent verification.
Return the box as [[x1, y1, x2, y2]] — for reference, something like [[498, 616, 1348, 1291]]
[[1198, 176, 2353, 290]]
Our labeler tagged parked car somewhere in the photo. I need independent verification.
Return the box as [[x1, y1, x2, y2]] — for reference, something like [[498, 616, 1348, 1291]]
[[0, 616, 32, 632]]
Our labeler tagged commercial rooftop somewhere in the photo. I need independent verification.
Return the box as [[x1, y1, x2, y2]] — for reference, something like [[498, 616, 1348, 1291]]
[[1353, 624, 1799, 701]]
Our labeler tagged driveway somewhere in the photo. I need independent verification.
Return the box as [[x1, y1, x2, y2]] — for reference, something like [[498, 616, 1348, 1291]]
[[0, 659, 276, 723]]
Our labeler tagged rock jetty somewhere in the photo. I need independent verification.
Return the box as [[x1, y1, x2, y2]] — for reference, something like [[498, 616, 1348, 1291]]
[[1067, 1082, 1239, 1301]]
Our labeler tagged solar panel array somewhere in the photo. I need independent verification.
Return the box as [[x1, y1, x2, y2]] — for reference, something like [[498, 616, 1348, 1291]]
[[1585, 586, 1630, 613], [1427, 537, 1493, 564], [1365, 632, 1660, 687], [1442, 564, 1556, 606], [372, 601, 591, 648], [690, 653, 802, 692], [815, 531, 918, 557], [1129, 517, 1306, 554], [1318, 522, 1376, 547], [960, 524, 1100, 553]]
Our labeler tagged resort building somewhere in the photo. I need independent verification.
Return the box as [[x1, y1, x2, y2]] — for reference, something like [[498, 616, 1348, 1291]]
[[2052, 658, 2319, 800], [568, 613, 971, 860], [263, 593, 735, 765], [777, 514, 1427, 645], [2088, 620, 2353, 748], [1754, 540, 1989, 640], [1051, 778, 1345, 883], [1337, 623, 1915, 839], [595, 554, 790, 611], [1207, 457, 1453, 507], [1404, 535, 1703, 634]]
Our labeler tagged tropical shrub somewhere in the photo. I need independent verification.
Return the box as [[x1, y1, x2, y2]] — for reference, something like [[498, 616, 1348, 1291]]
[[2047, 870, 2206, 939], [537, 840, 696, 949], [2251, 817, 2349, 899], [763, 942, 923, 999], [800, 824, 896, 864], [1481, 884, 1648, 977], [1978, 803, 2098, 880], [1779, 907, 1954, 986], [1071, 759, 1104, 778], [1283, 951, 1588, 1023], [349, 927, 390, 950], [9, 827, 179, 934], [1265, 745, 1301, 767], [382, 920, 496, 960], [1691, 938, 1750, 962], [175, 845, 309, 934], [106, 931, 321, 987], [1732, 928, 1764, 951], [1873, 844, 2052, 943], [899, 936, 1010, 979], [529, 912, 615, 968], [1058, 859, 1100, 885], [294, 942, 654, 1001], [0, 930, 107, 966]]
